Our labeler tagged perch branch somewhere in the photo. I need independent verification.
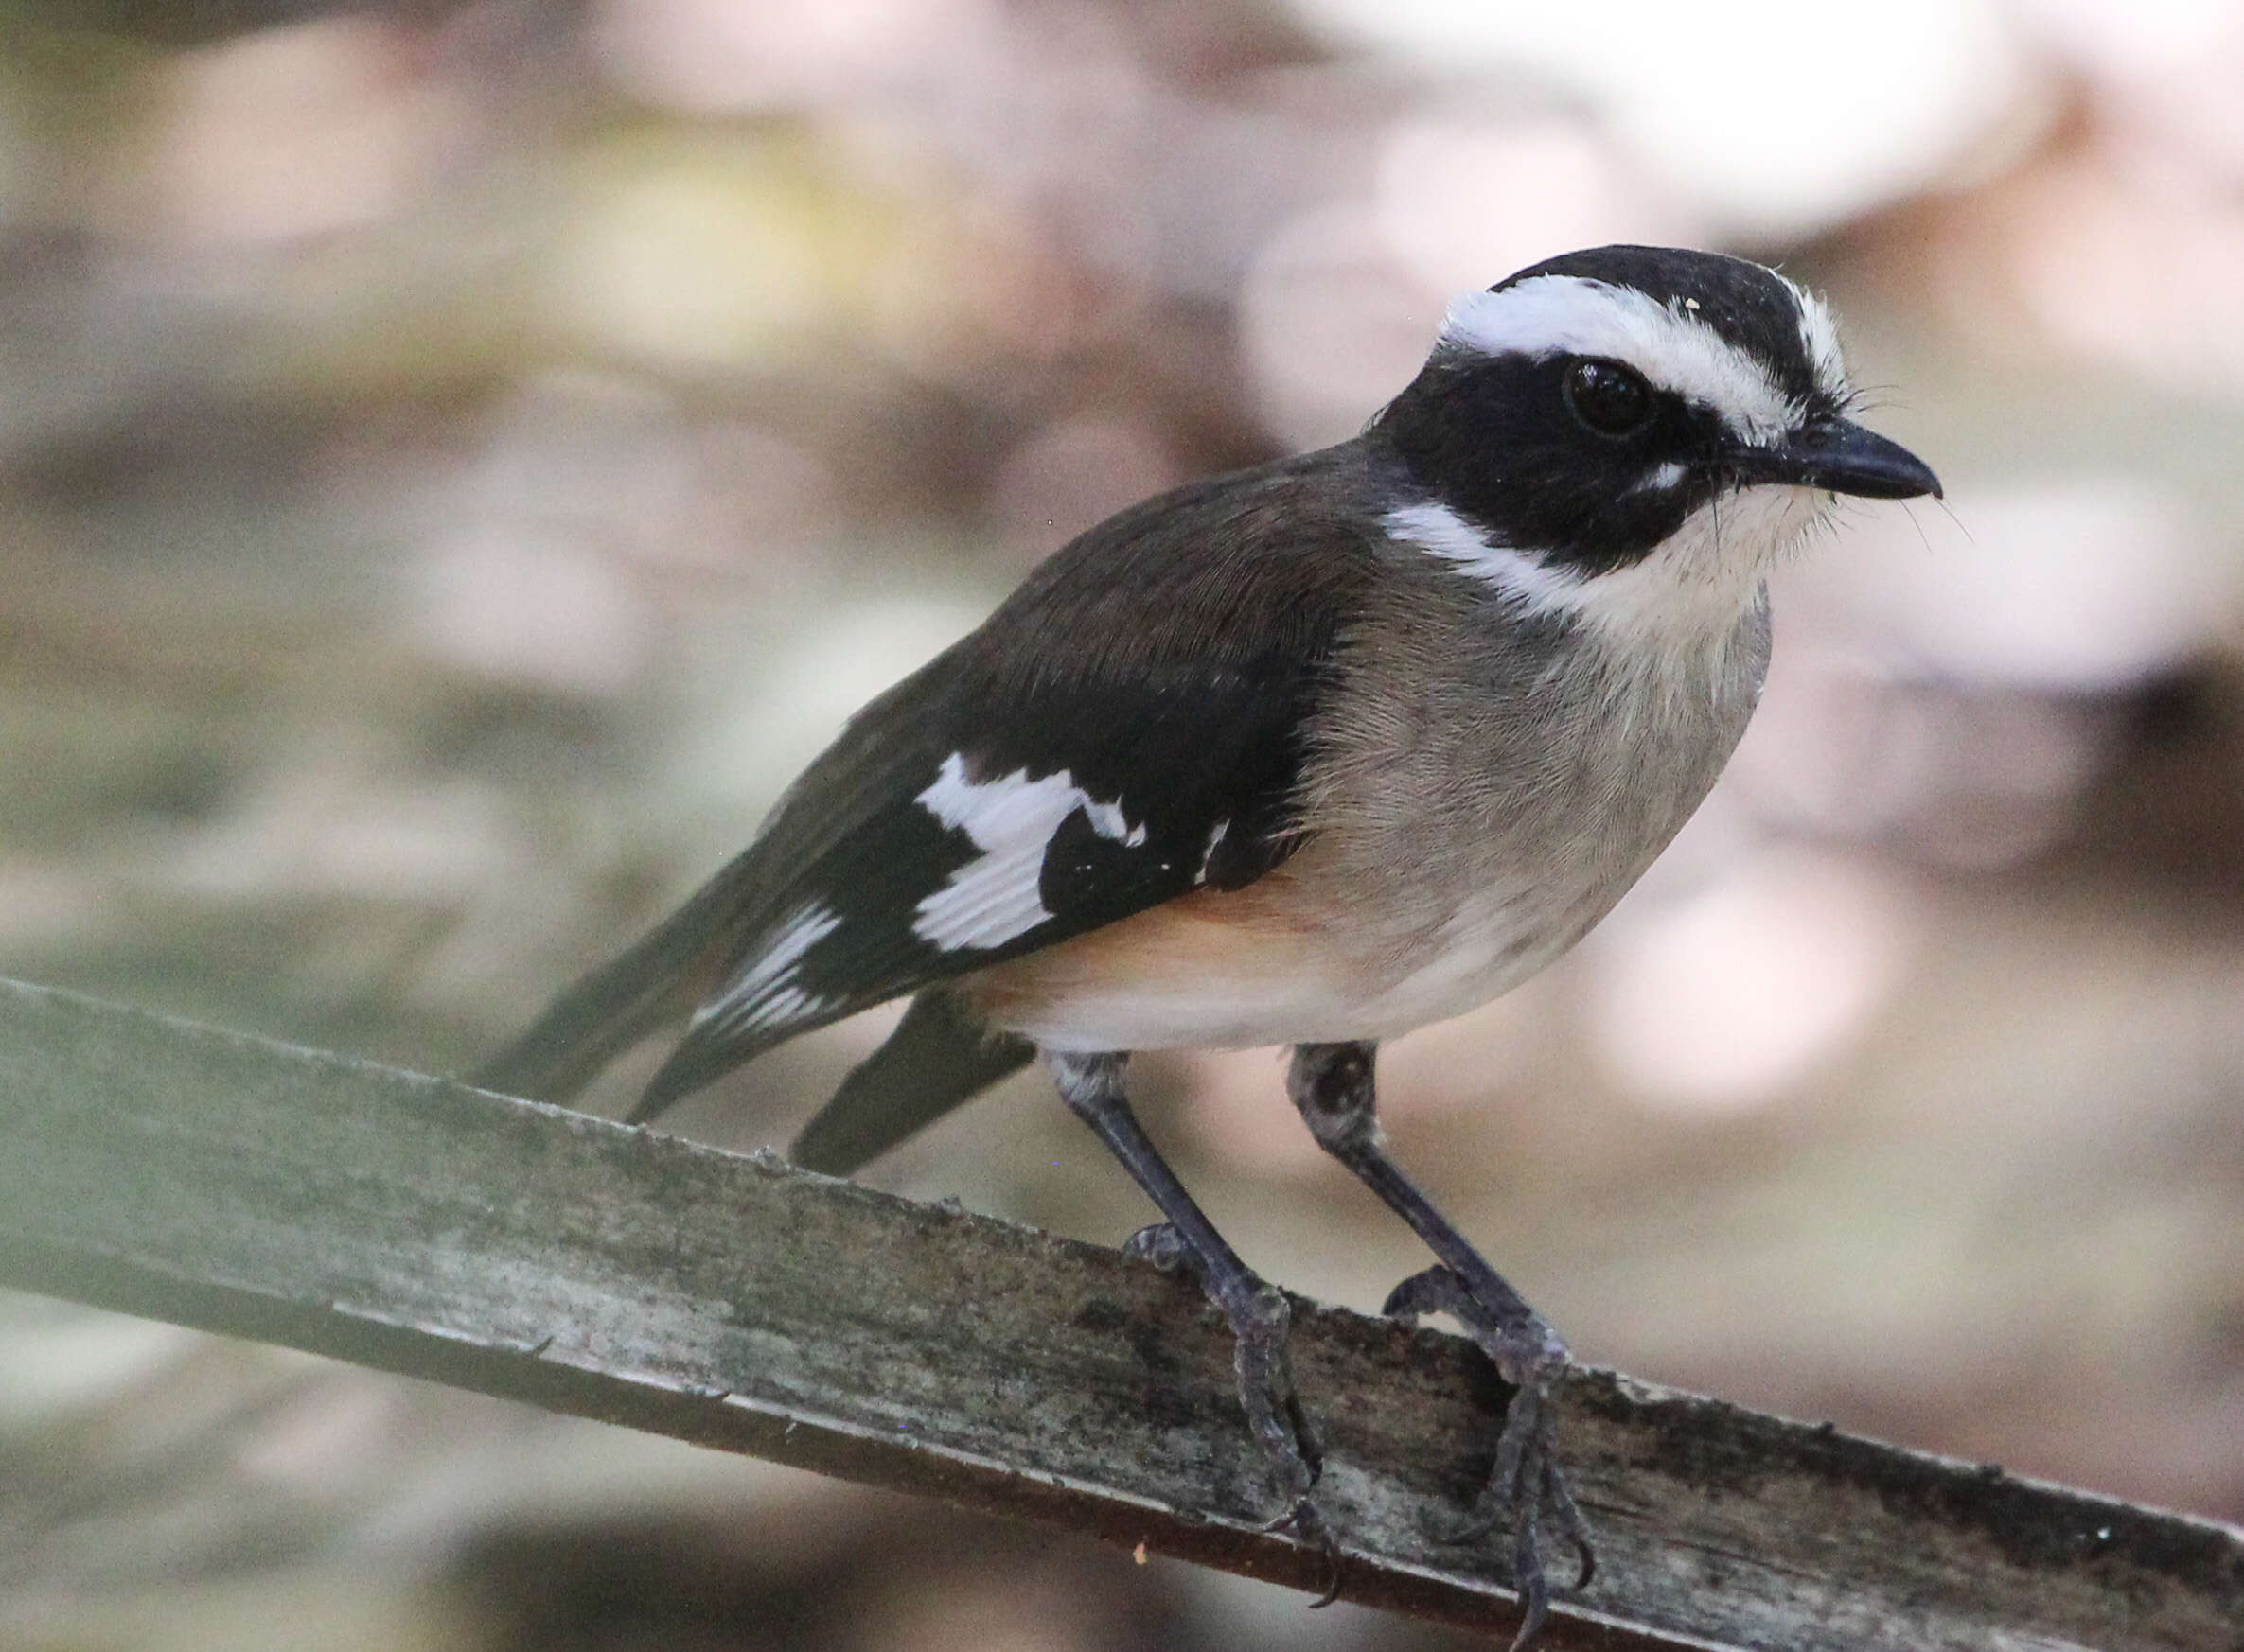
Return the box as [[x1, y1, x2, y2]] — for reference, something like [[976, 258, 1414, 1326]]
[[0, 976, 2236, 1650]]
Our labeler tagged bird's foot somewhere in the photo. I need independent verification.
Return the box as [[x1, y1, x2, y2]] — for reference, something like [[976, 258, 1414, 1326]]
[[1122, 1220, 1194, 1274], [1125, 1222, 1341, 1605], [1385, 1264, 1595, 1652]]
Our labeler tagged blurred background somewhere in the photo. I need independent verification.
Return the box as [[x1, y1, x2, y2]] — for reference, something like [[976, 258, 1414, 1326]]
[[4, 0, 2243, 1646]]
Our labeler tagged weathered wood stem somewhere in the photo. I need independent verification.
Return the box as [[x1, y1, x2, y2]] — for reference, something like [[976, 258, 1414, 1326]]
[[0, 977, 2236, 1650]]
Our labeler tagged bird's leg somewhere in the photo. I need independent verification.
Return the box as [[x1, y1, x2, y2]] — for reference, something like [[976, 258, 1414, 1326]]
[[1046, 1051, 1335, 1582], [1287, 1042, 1593, 1651]]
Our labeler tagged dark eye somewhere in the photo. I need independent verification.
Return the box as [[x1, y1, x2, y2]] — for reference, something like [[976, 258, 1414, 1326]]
[[1562, 358, 1654, 438]]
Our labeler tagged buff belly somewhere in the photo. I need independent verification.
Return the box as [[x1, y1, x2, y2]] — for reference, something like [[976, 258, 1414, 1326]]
[[956, 861, 1584, 1053]]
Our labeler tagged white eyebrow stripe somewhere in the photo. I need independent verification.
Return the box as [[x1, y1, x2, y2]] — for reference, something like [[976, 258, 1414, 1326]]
[[1782, 273, 1850, 406], [1385, 491, 1825, 660], [1440, 275, 1797, 443]]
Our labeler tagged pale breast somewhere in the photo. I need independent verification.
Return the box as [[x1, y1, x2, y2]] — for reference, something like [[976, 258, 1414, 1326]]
[[961, 584, 1771, 1055]]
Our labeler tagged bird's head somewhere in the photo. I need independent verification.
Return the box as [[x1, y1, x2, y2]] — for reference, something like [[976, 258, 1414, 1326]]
[[1372, 244, 1940, 643]]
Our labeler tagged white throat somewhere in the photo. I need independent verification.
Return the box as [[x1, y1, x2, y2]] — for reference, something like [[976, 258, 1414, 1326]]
[[1386, 490, 1825, 660]]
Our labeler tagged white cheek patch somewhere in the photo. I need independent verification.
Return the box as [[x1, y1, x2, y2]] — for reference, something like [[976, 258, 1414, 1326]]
[[1440, 275, 1799, 443], [1194, 818, 1230, 886], [913, 752, 1146, 951], [1385, 500, 1589, 610], [1387, 491, 1826, 659], [696, 900, 841, 1037]]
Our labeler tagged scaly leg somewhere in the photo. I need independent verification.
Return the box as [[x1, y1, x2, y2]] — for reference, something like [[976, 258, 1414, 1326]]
[[1287, 1042, 1592, 1651], [1046, 1051, 1336, 1590]]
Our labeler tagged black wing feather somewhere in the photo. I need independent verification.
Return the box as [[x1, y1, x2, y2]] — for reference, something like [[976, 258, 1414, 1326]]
[[788, 990, 1035, 1175], [490, 447, 1384, 1120]]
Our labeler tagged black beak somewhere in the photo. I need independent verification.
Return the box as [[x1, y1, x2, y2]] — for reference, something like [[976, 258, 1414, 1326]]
[[1724, 420, 1942, 501]]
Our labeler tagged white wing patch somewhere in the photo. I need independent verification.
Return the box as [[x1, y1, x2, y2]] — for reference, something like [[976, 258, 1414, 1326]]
[[913, 752, 1146, 952], [1440, 275, 1799, 443], [695, 901, 840, 1037]]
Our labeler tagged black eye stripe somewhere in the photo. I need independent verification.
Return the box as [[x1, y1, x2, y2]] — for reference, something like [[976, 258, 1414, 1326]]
[[1373, 345, 1731, 576], [1561, 358, 1655, 438]]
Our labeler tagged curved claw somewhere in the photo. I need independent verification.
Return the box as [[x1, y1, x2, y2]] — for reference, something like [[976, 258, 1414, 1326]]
[[1263, 1497, 1344, 1607], [1112, 1223, 1334, 1608], [1380, 1263, 1596, 1652], [1510, 1474, 1549, 1652], [1544, 1453, 1597, 1590]]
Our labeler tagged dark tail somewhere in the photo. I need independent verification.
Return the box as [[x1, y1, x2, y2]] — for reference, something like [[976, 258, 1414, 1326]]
[[789, 990, 1034, 1176], [468, 888, 742, 1104]]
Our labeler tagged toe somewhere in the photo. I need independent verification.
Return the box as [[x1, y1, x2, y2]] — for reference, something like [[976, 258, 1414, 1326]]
[[1264, 1497, 1343, 1606], [1122, 1221, 1193, 1274], [1382, 1263, 1466, 1320]]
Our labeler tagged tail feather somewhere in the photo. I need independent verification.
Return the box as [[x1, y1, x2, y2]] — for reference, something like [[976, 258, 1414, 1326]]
[[469, 889, 743, 1104], [789, 990, 1034, 1176]]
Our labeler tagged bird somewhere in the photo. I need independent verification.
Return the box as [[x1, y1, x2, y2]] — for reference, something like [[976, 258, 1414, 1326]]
[[470, 243, 1940, 1649]]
